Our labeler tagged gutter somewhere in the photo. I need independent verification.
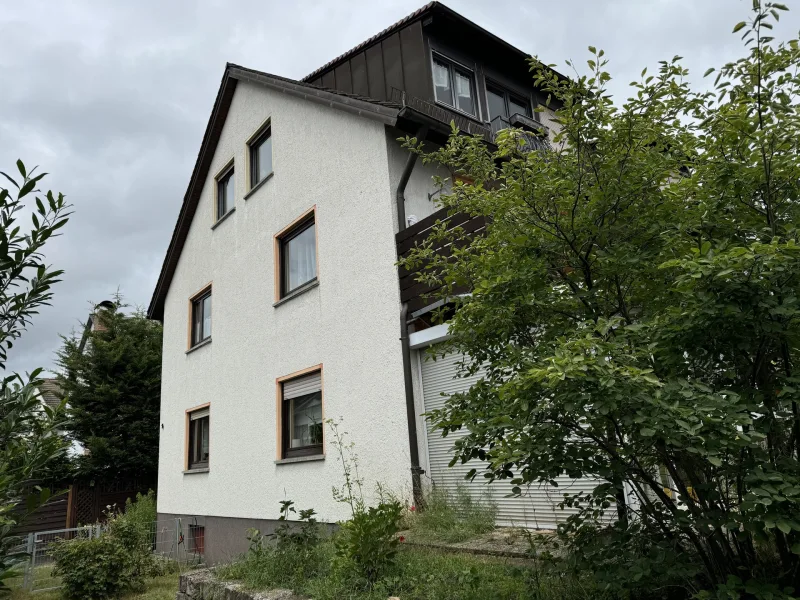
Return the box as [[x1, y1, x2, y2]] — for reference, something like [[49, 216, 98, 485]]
[[397, 125, 428, 508]]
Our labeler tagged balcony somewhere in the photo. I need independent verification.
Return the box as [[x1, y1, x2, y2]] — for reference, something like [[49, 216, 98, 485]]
[[396, 206, 487, 314]]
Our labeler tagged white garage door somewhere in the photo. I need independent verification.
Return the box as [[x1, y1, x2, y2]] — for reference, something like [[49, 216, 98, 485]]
[[420, 349, 600, 529]]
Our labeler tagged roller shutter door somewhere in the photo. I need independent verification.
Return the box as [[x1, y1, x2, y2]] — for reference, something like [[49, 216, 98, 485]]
[[420, 349, 601, 529]]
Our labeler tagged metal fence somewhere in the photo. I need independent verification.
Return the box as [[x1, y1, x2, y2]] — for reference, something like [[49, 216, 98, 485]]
[[17, 518, 204, 593]]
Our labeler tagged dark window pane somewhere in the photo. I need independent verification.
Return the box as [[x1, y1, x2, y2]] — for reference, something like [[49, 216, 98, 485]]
[[487, 88, 507, 121], [289, 392, 322, 448], [188, 415, 209, 468], [433, 60, 453, 106], [191, 293, 211, 346], [283, 222, 316, 294], [251, 130, 272, 187], [202, 295, 211, 340], [509, 97, 529, 118], [217, 169, 234, 219], [454, 70, 474, 115]]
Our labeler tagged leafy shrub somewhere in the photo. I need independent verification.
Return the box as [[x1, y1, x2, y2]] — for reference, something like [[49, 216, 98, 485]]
[[327, 419, 405, 585], [405, 485, 497, 543], [333, 500, 403, 584], [51, 531, 135, 600], [221, 499, 326, 590], [51, 492, 159, 599]]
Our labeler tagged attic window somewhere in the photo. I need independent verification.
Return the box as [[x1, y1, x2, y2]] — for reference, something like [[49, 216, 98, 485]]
[[432, 55, 476, 117], [249, 125, 273, 190]]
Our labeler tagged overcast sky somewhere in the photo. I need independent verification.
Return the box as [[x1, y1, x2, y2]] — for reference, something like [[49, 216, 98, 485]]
[[0, 0, 798, 376]]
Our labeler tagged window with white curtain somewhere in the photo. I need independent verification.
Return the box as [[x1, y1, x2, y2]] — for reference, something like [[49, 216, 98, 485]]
[[280, 216, 317, 297], [432, 55, 476, 117]]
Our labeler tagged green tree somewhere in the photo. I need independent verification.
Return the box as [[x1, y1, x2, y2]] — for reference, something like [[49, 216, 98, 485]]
[[57, 298, 162, 481], [401, 2, 800, 597], [0, 161, 71, 593]]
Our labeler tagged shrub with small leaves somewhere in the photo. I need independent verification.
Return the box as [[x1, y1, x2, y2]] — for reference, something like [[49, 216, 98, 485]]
[[51, 532, 135, 600], [333, 500, 403, 585]]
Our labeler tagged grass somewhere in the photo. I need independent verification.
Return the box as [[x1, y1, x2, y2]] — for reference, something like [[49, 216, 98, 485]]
[[403, 485, 498, 543], [217, 539, 600, 600], [7, 571, 180, 600]]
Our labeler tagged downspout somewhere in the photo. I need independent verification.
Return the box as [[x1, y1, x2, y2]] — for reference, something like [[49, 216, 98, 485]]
[[397, 125, 428, 509]]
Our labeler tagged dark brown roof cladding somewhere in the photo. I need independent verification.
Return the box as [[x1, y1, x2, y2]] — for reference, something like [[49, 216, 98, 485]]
[[147, 65, 401, 321], [302, 2, 568, 85], [303, 2, 436, 82]]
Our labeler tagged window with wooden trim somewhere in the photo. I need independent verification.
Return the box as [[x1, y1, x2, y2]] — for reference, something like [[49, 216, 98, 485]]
[[190, 288, 211, 347], [277, 213, 317, 298], [280, 371, 323, 459], [216, 163, 234, 220], [249, 125, 272, 189], [187, 407, 210, 470], [432, 55, 476, 117]]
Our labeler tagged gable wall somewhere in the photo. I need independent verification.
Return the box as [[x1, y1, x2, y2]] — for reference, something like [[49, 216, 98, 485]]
[[158, 80, 412, 523]]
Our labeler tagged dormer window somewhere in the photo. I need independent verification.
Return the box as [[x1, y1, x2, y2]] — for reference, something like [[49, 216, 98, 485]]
[[487, 84, 530, 123], [432, 55, 476, 117]]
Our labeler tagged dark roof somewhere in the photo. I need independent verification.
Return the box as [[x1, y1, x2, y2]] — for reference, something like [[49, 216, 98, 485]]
[[303, 2, 436, 82], [38, 378, 62, 409], [302, 1, 567, 84], [147, 65, 401, 321]]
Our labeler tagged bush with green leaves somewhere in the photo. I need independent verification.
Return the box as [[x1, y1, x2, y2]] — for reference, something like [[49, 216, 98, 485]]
[[51, 530, 134, 600], [399, 1, 800, 597], [0, 161, 71, 593], [224, 499, 325, 590], [51, 493, 160, 599], [328, 419, 404, 585]]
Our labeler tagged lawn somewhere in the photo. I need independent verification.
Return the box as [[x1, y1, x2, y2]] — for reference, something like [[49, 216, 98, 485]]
[[7, 572, 179, 600]]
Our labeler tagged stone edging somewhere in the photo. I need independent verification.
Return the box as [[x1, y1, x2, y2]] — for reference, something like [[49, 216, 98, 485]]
[[402, 539, 532, 560], [177, 569, 306, 600]]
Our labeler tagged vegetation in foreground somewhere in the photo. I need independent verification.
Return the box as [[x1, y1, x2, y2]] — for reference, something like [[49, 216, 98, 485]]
[[402, 485, 497, 544], [218, 538, 600, 600], [48, 492, 175, 600], [8, 573, 178, 600], [0, 161, 72, 593], [398, 1, 800, 597]]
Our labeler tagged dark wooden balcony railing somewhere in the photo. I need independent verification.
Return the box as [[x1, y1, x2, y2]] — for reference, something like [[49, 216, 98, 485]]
[[396, 206, 487, 314]]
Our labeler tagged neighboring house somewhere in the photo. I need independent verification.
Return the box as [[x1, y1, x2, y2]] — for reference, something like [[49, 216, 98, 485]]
[[148, 1, 595, 563]]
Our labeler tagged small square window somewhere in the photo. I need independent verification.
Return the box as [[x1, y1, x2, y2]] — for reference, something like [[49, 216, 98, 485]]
[[249, 126, 272, 189], [187, 408, 209, 470], [432, 56, 476, 117], [216, 165, 234, 220], [190, 289, 211, 347], [278, 214, 316, 298], [280, 371, 323, 459]]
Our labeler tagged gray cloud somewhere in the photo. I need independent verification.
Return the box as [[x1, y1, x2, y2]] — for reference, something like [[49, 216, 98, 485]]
[[0, 0, 797, 376]]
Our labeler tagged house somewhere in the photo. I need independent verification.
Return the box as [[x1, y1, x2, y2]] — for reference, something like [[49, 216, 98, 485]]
[[148, 1, 596, 564]]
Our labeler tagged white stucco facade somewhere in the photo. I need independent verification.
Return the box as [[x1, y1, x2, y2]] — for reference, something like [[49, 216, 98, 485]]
[[157, 80, 417, 523]]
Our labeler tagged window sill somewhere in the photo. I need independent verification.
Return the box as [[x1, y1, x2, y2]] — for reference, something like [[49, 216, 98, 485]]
[[183, 467, 209, 474], [244, 172, 274, 200], [186, 337, 212, 354], [273, 279, 319, 307], [211, 207, 236, 230], [275, 455, 325, 465]]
